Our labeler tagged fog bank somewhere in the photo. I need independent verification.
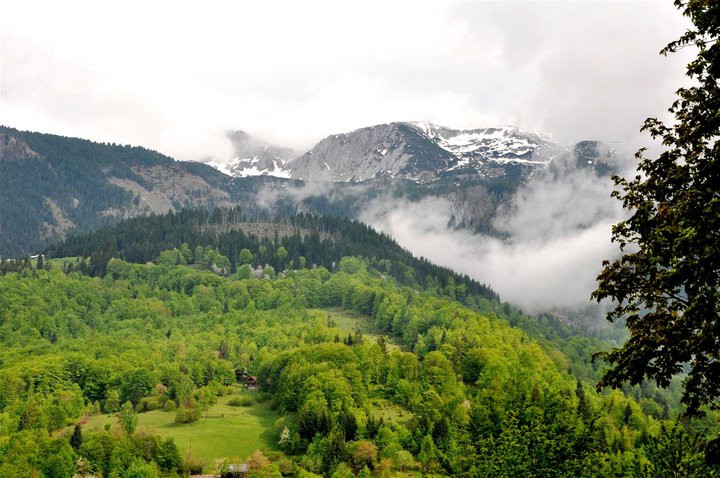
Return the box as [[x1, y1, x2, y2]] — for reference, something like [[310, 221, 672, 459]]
[[360, 164, 629, 314]]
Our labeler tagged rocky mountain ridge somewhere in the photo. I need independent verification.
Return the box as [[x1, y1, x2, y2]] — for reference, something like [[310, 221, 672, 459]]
[[0, 123, 618, 256], [214, 122, 616, 183]]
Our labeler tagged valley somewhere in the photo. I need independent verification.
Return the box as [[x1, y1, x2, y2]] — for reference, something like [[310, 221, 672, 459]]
[[1, 249, 709, 476], [0, 123, 709, 477], [2, 1, 718, 476]]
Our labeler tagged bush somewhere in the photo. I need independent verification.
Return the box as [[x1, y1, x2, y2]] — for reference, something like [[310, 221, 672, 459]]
[[174, 407, 201, 424], [138, 397, 162, 412], [185, 457, 205, 475], [228, 396, 254, 407], [217, 385, 235, 397], [163, 400, 176, 411]]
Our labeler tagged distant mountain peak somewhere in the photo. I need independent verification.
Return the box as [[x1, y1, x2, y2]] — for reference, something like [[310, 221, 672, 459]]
[[404, 122, 561, 165], [287, 121, 568, 183], [206, 122, 616, 183], [208, 130, 295, 179]]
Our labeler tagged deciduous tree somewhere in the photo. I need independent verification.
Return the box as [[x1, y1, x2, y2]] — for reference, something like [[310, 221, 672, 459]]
[[593, 0, 720, 416]]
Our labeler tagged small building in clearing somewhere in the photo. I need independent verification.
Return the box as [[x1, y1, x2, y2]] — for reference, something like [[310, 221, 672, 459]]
[[245, 376, 258, 390], [236, 370, 259, 390]]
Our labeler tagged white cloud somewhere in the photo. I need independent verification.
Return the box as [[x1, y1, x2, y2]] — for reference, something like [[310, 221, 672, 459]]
[[360, 157, 632, 313], [1, 0, 693, 163]]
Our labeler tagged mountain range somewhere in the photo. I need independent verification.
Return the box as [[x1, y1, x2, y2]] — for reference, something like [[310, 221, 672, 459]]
[[215, 122, 615, 182], [0, 122, 617, 256]]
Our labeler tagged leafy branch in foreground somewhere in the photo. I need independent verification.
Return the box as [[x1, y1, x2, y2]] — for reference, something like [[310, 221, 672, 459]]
[[593, 0, 720, 416]]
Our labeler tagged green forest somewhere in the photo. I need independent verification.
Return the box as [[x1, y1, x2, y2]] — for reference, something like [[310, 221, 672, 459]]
[[1, 240, 718, 476], [2, 2, 719, 477]]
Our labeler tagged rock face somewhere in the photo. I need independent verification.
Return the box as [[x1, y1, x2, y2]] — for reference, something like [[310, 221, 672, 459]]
[[287, 122, 568, 183], [106, 164, 233, 219], [216, 122, 615, 185], [571, 140, 618, 176], [289, 122, 453, 182]]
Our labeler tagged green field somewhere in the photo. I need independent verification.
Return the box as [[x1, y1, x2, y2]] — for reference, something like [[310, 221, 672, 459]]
[[368, 399, 415, 429], [84, 392, 278, 470], [28, 256, 78, 270], [316, 308, 401, 351]]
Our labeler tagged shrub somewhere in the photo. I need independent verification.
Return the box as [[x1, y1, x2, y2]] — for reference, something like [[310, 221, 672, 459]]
[[163, 399, 176, 411], [174, 407, 201, 425], [216, 385, 235, 397], [185, 458, 205, 475], [138, 397, 162, 412], [149, 400, 161, 411], [228, 396, 254, 407]]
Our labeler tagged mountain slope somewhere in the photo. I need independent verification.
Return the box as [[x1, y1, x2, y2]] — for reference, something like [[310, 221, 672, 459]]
[[288, 121, 566, 183], [0, 126, 234, 256], [289, 122, 455, 182], [43, 206, 499, 302], [0, 124, 619, 256]]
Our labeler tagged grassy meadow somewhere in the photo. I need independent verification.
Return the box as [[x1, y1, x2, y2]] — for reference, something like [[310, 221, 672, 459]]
[[84, 391, 279, 469]]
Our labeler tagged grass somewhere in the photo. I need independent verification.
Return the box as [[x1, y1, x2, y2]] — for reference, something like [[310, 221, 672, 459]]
[[27, 256, 78, 270], [316, 308, 401, 352], [84, 391, 278, 470], [368, 399, 416, 429]]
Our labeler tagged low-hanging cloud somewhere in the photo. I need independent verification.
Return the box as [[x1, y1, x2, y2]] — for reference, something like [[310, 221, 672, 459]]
[[255, 177, 373, 211], [255, 180, 335, 209], [360, 159, 632, 315]]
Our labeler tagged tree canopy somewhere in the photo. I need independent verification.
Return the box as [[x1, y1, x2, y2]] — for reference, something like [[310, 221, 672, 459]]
[[1, 250, 717, 475], [593, 0, 720, 416]]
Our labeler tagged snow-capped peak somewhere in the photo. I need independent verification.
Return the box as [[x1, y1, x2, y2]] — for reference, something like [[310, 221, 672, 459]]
[[209, 130, 295, 179], [207, 122, 604, 184], [406, 122, 559, 165]]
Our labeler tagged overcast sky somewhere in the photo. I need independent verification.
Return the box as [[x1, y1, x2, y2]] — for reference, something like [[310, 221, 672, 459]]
[[1, 0, 692, 162]]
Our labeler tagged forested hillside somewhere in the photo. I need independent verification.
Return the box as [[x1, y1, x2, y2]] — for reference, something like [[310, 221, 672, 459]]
[[0, 231, 720, 477], [0, 245, 717, 476], [40, 208, 667, 387], [43, 207, 499, 303], [0, 126, 233, 256]]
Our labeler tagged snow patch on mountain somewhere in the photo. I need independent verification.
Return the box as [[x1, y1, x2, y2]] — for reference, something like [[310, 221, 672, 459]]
[[211, 131, 295, 178], [408, 122, 563, 167], [231, 154, 292, 178]]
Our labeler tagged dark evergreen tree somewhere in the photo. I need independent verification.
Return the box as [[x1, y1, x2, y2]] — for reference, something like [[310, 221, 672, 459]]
[[576, 380, 592, 424], [70, 423, 82, 451]]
